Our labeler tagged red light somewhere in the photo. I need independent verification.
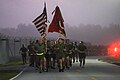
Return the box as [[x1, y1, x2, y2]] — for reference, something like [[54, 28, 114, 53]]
[[108, 42, 120, 59], [114, 47, 117, 52]]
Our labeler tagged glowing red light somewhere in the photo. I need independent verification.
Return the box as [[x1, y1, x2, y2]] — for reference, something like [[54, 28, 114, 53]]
[[114, 47, 117, 52], [108, 42, 120, 59]]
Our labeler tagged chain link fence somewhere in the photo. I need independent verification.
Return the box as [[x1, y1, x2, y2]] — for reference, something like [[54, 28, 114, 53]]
[[0, 33, 37, 63]]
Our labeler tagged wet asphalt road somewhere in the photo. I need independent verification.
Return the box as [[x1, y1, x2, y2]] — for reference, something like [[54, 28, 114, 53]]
[[13, 57, 120, 80]]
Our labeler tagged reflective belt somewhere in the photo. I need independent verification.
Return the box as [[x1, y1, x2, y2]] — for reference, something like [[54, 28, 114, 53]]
[[36, 52, 44, 56]]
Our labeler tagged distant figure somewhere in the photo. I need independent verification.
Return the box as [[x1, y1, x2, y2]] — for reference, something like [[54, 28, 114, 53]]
[[74, 42, 79, 62], [77, 41, 87, 68], [19, 44, 28, 64], [27, 41, 36, 67]]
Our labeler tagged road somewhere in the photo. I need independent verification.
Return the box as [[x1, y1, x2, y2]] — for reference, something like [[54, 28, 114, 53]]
[[13, 57, 120, 80]]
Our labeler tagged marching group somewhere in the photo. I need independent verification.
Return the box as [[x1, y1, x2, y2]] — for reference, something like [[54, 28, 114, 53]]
[[19, 38, 87, 73]]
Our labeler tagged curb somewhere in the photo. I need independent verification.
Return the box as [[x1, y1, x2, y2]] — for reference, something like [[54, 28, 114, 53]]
[[98, 59, 120, 67]]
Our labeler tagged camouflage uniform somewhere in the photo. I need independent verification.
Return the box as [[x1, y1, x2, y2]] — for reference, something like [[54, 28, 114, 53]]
[[55, 41, 65, 72], [77, 41, 87, 68], [64, 42, 74, 68], [28, 43, 36, 67]]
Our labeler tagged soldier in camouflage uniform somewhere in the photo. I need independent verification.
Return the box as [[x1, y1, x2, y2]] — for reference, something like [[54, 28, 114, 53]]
[[73, 42, 79, 63], [77, 41, 87, 68], [64, 39, 74, 69], [28, 41, 36, 67], [35, 39, 46, 73], [50, 41, 56, 69], [55, 38, 65, 72]]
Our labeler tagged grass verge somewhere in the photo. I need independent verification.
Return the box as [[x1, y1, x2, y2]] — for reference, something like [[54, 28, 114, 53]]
[[98, 56, 120, 66], [0, 60, 24, 80], [0, 60, 23, 67], [0, 70, 20, 80]]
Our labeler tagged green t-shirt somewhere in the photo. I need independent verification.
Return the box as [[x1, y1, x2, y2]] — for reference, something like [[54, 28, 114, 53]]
[[35, 43, 45, 53], [65, 43, 73, 53], [55, 42, 65, 57], [78, 43, 87, 51]]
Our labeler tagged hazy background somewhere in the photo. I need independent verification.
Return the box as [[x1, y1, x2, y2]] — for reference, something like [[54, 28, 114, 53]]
[[0, 0, 120, 45]]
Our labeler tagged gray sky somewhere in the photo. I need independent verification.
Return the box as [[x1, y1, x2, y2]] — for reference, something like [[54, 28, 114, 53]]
[[0, 0, 120, 28]]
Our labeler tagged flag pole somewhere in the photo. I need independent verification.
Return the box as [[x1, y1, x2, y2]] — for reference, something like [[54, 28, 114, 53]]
[[43, 2, 48, 52]]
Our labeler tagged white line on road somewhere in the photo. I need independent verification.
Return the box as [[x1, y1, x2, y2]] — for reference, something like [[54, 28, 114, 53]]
[[90, 76, 97, 80], [9, 68, 26, 80]]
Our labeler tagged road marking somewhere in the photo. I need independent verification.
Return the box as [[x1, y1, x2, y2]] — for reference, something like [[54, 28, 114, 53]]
[[90, 76, 97, 80], [9, 68, 26, 80]]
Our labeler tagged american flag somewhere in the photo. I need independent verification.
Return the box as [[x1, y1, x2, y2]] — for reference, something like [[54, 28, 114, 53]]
[[32, 3, 47, 38]]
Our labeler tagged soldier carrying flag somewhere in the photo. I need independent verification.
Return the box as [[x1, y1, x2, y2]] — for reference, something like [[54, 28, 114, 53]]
[[32, 2, 48, 73]]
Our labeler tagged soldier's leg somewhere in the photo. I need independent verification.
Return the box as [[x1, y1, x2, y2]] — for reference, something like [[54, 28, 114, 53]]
[[72, 52, 75, 63], [35, 55, 38, 69], [29, 55, 34, 66], [69, 57, 72, 67], [62, 57, 65, 72], [82, 58, 85, 68], [79, 54, 82, 67], [59, 59, 62, 72], [24, 54, 27, 64], [46, 54, 49, 68], [43, 57, 46, 71], [82, 54, 86, 68], [50, 57, 53, 68], [39, 57, 43, 73], [76, 51, 79, 62], [29, 55, 32, 66], [51, 57, 56, 69], [49, 54, 52, 69], [22, 54, 25, 64], [79, 59, 82, 67], [32, 55, 35, 67], [34, 55, 36, 66], [47, 55, 50, 69], [52, 54, 56, 69], [66, 56, 70, 69], [53, 56, 56, 69]]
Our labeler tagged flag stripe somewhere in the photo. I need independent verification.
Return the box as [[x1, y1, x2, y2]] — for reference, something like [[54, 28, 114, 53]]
[[33, 14, 47, 25], [40, 30, 44, 33], [33, 13, 43, 23], [35, 19, 47, 28], [40, 32, 44, 36], [38, 26, 43, 31], [36, 22, 44, 28]]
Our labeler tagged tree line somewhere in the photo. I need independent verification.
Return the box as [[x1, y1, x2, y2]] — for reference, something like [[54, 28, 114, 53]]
[[0, 23, 120, 45]]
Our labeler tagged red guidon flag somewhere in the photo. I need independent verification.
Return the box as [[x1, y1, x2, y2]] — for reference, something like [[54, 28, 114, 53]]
[[48, 6, 66, 37]]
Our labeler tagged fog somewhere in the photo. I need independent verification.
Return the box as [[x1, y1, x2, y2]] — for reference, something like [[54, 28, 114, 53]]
[[0, 23, 120, 45], [0, 0, 120, 28], [0, 0, 120, 45]]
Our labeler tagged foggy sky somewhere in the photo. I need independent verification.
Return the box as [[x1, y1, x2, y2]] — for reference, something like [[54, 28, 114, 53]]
[[0, 0, 120, 28]]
